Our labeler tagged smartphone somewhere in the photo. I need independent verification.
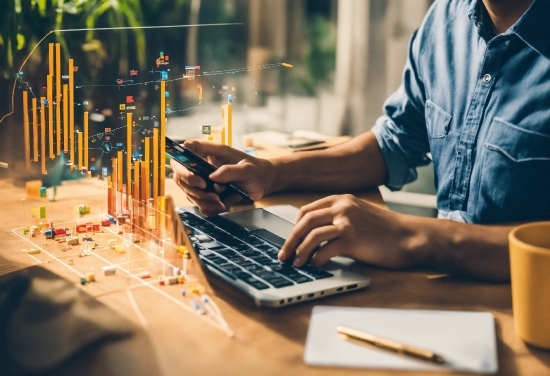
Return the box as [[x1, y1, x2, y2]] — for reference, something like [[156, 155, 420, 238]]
[[165, 137, 254, 204]]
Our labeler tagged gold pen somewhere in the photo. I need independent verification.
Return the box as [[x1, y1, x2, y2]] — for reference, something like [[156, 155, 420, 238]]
[[336, 326, 445, 364]]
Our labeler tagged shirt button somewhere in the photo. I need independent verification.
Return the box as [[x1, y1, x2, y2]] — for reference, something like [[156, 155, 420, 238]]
[[483, 74, 492, 84]]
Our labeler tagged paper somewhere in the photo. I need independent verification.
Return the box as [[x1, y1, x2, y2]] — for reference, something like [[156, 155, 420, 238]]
[[304, 306, 497, 374]]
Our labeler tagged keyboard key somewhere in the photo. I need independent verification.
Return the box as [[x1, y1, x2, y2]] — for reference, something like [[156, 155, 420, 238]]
[[268, 278, 294, 288], [287, 275, 312, 284], [234, 271, 269, 290]]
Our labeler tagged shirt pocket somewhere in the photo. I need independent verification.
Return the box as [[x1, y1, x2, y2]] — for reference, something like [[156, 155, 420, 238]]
[[477, 117, 550, 222], [425, 100, 452, 138]]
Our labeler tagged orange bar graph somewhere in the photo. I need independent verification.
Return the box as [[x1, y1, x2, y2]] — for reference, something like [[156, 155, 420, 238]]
[[84, 112, 89, 170], [23, 91, 30, 169], [68, 59, 74, 165], [32, 98, 38, 162], [78, 131, 83, 170], [153, 128, 159, 201], [47, 75, 54, 158], [63, 84, 68, 152], [40, 97, 46, 174], [55, 43, 61, 155], [126, 113, 133, 197]]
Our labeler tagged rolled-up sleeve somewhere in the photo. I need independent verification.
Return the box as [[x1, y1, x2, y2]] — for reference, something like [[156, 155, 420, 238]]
[[372, 31, 431, 191]]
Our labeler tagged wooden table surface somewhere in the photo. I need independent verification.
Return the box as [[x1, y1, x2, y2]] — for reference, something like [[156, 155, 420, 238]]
[[1, 177, 549, 376]]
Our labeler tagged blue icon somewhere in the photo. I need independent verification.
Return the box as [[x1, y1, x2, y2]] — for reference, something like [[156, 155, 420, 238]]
[[161, 71, 168, 81], [102, 141, 112, 153]]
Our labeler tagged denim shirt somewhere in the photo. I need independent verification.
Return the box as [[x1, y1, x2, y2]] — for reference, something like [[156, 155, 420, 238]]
[[372, 0, 550, 224]]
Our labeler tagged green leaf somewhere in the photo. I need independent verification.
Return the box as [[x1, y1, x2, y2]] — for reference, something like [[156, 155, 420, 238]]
[[14, 0, 22, 13], [38, 0, 47, 15], [16, 33, 25, 50]]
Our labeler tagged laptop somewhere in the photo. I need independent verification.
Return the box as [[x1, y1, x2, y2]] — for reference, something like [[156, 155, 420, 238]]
[[175, 205, 371, 308]]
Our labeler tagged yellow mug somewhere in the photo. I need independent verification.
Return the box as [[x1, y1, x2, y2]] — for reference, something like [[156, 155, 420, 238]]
[[509, 222, 550, 349]]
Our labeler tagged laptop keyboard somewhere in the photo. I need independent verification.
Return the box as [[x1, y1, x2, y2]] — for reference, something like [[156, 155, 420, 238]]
[[179, 211, 333, 290]]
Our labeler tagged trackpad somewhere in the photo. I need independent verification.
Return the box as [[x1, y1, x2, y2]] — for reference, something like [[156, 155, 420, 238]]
[[252, 228, 285, 247]]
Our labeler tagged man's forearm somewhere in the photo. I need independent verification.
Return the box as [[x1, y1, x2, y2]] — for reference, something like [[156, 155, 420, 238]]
[[403, 215, 513, 282], [266, 132, 388, 194]]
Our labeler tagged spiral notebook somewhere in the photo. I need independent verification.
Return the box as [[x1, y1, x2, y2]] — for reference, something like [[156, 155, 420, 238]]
[[304, 306, 498, 374]]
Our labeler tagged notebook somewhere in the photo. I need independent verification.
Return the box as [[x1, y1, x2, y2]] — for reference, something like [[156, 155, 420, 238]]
[[176, 205, 371, 308], [304, 306, 498, 374]]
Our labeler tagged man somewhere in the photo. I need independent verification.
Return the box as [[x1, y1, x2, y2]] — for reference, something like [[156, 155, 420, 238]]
[[171, 0, 550, 282]]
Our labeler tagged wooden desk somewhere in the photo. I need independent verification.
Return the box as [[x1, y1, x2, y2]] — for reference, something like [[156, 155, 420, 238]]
[[1, 178, 549, 375]]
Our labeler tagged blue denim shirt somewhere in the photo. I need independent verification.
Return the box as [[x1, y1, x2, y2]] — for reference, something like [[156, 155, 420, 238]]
[[372, 0, 550, 224]]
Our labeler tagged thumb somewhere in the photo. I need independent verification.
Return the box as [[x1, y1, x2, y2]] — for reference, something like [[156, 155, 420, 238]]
[[184, 140, 242, 164]]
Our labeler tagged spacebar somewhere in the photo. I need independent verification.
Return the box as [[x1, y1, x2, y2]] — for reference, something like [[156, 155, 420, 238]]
[[251, 229, 285, 247]]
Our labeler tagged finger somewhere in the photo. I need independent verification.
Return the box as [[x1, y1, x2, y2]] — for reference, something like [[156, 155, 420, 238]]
[[292, 225, 342, 267], [209, 163, 251, 184], [174, 175, 219, 202], [221, 194, 243, 208], [296, 195, 341, 222], [175, 179, 225, 214], [279, 208, 334, 261], [309, 239, 345, 268], [184, 140, 244, 165], [171, 159, 206, 189]]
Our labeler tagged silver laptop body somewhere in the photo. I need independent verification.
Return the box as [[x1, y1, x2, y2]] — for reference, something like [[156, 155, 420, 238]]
[[176, 206, 371, 308]]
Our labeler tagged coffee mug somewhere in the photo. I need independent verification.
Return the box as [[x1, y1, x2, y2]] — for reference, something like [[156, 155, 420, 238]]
[[509, 222, 550, 349]]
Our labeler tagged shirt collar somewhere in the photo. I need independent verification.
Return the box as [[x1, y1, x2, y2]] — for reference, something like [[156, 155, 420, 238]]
[[468, 0, 550, 56]]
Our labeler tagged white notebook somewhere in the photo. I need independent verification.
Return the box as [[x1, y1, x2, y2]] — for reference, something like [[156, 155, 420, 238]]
[[304, 306, 498, 374]]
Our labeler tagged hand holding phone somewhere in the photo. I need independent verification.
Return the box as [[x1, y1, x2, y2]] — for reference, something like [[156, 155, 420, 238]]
[[166, 137, 254, 204]]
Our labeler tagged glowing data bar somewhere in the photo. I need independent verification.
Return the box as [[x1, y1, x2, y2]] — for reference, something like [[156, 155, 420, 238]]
[[84, 112, 89, 170], [69, 59, 74, 165], [48, 43, 54, 76], [55, 43, 61, 155], [117, 151, 123, 192], [47, 75, 54, 158], [63, 84, 68, 152], [23, 91, 30, 169], [40, 97, 46, 174], [153, 128, 159, 201], [144, 136, 150, 200], [127, 113, 133, 197], [160, 81, 166, 196], [134, 161, 140, 204], [141, 162, 147, 203], [32, 98, 38, 162], [78, 131, 83, 170]]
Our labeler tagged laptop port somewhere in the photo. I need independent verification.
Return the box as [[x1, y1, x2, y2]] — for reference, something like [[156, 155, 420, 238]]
[[346, 284, 358, 290], [297, 296, 302, 301], [288, 298, 293, 303], [307, 293, 314, 298], [336, 287, 343, 292], [320, 291, 324, 295], [280, 299, 285, 305]]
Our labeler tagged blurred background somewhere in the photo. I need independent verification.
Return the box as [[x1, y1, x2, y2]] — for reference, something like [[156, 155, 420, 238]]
[[0, 0, 436, 216]]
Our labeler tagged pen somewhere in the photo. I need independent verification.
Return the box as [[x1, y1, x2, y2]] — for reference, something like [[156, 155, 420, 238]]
[[336, 326, 445, 364]]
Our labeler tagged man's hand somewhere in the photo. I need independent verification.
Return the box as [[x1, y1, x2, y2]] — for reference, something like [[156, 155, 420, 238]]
[[170, 140, 273, 216], [278, 194, 427, 269], [278, 194, 512, 282]]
